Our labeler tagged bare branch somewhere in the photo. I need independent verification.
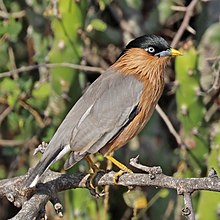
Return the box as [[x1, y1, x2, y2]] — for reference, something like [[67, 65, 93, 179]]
[[171, 6, 187, 12], [0, 63, 104, 79], [0, 158, 219, 219], [130, 156, 162, 179], [0, 139, 26, 146], [0, 10, 26, 18], [156, 104, 182, 145], [171, 0, 199, 47], [0, 106, 12, 125]]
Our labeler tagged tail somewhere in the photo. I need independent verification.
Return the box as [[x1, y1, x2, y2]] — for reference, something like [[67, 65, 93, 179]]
[[25, 144, 71, 188], [25, 158, 53, 188]]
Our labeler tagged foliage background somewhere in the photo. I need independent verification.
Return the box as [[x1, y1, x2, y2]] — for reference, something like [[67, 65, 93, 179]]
[[0, 0, 220, 219]]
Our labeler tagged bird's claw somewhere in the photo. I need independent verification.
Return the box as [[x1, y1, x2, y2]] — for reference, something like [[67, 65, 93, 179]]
[[87, 170, 105, 198], [112, 168, 133, 184]]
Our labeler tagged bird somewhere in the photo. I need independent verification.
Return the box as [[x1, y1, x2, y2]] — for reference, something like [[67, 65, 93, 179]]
[[25, 35, 183, 188]]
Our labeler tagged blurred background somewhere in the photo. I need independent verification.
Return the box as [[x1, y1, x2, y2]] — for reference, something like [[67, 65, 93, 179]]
[[0, 0, 220, 219]]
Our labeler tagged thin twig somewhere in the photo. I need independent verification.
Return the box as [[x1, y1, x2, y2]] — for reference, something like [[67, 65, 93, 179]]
[[0, 10, 25, 18], [0, 106, 12, 125], [8, 47, 18, 79], [171, 0, 198, 47], [130, 156, 162, 176], [182, 193, 195, 220], [171, 6, 186, 12], [0, 139, 26, 146], [156, 104, 182, 145], [0, 63, 104, 79], [0, 0, 8, 12], [19, 100, 45, 128]]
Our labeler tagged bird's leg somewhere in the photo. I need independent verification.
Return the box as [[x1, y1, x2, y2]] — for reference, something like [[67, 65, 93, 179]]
[[105, 155, 133, 184], [85, 155, 99, 174], [85, 156, 105, 194]]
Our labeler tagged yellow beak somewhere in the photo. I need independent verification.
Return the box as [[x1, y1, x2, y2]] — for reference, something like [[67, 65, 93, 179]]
[[154, 48, 183, 57], [170, 48, 183, 56]]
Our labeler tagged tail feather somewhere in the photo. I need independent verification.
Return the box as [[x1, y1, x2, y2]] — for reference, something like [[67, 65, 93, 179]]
[[25, 144, 71, 188], [25, 156, 55, 188]]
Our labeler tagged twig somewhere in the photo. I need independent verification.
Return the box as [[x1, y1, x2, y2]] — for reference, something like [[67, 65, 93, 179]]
[[171, 0, 199, 47], [206, 56, 220, 61], [0, 63, 104, 79], [0, 10, 26, 19], [156, 104, 182, 145], [130, 156, 162, 179], [155, 105, 204, 168], [182, 193, 195, 220], [0, 139, 26, 146], [0, 106, 12, 125], [0, 0, 7, 12], [8, 47, 18, 79], [19, 100, 45, 128], [171, 6, 186, 12]]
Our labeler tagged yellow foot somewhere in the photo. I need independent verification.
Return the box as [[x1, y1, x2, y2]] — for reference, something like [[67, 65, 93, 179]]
[[105, 155, 133, 184], [85, 156, 105, 189]]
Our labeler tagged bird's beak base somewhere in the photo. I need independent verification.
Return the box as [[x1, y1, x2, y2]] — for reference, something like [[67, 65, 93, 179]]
[[154, 48, 183, 57]]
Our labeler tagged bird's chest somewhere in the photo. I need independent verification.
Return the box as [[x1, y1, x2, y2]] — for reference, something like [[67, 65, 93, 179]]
[[133, 80, 164, 133]]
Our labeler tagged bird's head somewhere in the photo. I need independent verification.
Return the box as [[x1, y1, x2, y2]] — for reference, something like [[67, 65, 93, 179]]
[[125, 35, 183, 58], [112, 35, 183, 78]]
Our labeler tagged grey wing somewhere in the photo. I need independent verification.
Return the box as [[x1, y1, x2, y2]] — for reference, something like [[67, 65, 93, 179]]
[[64, 69, 143, 168]]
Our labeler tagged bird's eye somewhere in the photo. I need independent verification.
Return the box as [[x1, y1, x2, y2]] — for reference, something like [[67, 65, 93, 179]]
[[147, 46, 155, 54]]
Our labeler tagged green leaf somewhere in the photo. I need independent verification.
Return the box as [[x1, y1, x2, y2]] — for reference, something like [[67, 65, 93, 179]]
[[0, 41, 9, 68], [159, 189, 169, 198], [90, 19, 107, 32], [32, 82, 51, 99], [0, 78, 18, 93], [0, 166, 6, 178], [7, 94, 17, 107], [0, 78, 20, 106], [6, 18, 22, 41], [7, 112, 19, 132], [98, 0, 111, 10]]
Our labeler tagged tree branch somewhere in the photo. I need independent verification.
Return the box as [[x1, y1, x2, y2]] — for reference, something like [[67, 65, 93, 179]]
[[0, 158, 219, 219], [171, 0, 198, 47], [0, 63, 104, 79]]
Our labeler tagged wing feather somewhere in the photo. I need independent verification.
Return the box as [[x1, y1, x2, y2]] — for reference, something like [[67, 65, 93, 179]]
[[71, 69, 143, 155]]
